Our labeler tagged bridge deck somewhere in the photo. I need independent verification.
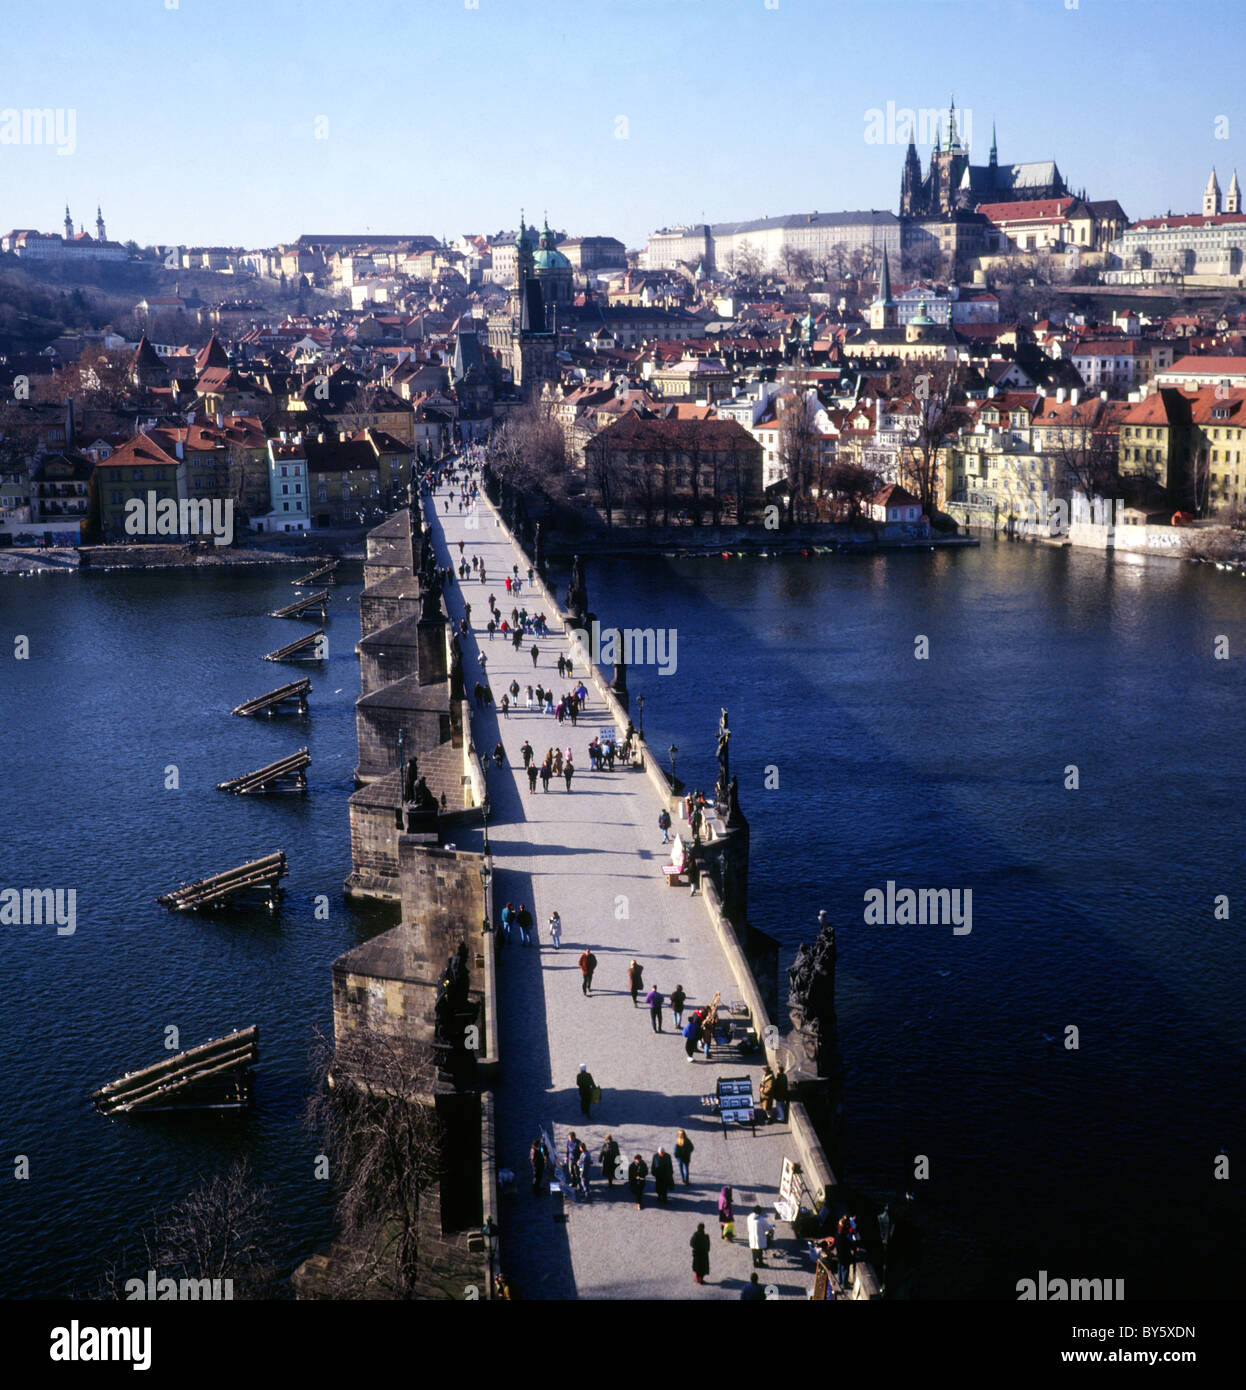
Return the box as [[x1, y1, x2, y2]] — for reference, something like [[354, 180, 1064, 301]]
[[427, 483, 807, 1301]]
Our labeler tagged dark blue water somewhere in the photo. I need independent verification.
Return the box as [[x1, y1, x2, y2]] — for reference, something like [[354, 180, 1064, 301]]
[[2, 543, 1242, 1299], [584, 540, 1246, 1299], [0, 565, 390, 1298]]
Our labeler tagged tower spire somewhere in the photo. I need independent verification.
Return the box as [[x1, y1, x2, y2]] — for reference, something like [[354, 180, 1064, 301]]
[[990, 119, 998, 167]]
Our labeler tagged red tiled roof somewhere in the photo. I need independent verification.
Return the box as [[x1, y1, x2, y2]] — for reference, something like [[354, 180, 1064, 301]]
[[977, 198, 1077, 222]]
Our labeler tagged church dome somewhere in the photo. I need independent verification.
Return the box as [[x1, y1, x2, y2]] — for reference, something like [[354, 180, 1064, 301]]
[[533, 245, 572, 272], [534, 220, 571, 271]]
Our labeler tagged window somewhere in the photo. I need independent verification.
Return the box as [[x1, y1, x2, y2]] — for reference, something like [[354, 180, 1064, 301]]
[[283, 502, 289, 511]]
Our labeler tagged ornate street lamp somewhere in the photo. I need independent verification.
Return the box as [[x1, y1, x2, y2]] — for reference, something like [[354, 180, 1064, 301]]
[[668, 743, 678, 786], [637, 693, 645, 737]]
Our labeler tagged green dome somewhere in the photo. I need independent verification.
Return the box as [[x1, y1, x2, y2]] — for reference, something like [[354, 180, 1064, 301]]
[[910, 300, 936, 326], [534, 246, 572, 272]]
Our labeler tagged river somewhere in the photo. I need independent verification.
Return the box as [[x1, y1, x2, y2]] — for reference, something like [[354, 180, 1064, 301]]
[[0, 540, 1241, 1298]]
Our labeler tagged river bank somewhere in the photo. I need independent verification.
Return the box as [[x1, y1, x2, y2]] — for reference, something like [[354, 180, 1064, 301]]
[[0, 540, 366, 577]]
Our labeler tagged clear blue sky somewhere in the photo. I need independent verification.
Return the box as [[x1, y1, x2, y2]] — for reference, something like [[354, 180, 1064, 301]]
[[1, 0, 1242, 250]]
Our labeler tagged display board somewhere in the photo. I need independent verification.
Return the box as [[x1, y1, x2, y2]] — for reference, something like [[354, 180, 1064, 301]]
[[716, 1075, 756, 1133]]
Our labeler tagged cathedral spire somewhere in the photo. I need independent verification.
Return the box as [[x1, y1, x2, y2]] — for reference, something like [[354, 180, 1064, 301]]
[[946, 94, 961, 152], [989, 119, 998, 168], [64, 204, 73, 240]]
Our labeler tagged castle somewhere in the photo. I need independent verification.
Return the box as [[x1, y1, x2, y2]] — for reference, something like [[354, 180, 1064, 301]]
[[900, 98, 1068, 219]]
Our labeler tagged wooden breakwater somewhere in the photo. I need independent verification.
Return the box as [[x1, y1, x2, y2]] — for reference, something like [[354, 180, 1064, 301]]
[[92, 1027, 259, 1114]]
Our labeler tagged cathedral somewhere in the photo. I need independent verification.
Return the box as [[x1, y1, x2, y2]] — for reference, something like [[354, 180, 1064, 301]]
[[485, 214, 574, 399], [900, 99, 1068, 218]]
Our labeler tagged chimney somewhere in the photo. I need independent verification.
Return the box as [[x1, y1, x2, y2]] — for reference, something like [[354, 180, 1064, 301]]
[[280, 429, 288, 443], [1056, 387, 1066, 404], [216, 412, 224, 428], [175, 439, 184, 460], [1071, 388, 1081, 405], [1098, 389, 1107, 401], [187, 409, 196, 424]]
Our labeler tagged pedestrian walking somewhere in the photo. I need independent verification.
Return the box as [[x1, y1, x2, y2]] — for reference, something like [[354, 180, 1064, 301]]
[[499, 901, 513, 946], [540, 762, 552, 792], [682, 1013, 700, 1062], [718, 1185, 735, 1240], [500, 694, 510, 718], [578, 947, 597, 996], [669, 984, 686, 1028], [530, 1134, 548, 1195], [628, 959, 644, 1008], [674, 1129, 694, 1185], [548, 910, 562, 949], [513, 628, 523, 651], [740, 1273, 766, 1301], [747, 1206, 773, 1268], [690, 1222, 711, 1285], [521, 740, 533, 768], [530, 643, 540, 667], [628, 1154, 648, 1210], [526, 763, 538, 793], [557, 655, 566, 678], [652, 1147, 674, 1205], [552, 748, 563, 777], [487, 620, 495, 641], [645, 985, 664, 1033], [599, 1133, 621, 1187], [687, 854, 700, 897], [480, 653, 488, 676], [690, 802, 703, 845], [658, 808, 672, 844], [517, 903, 533, 946], [526, 684, 534, 711], [575, 1063, 597, 1118], [563, 757, 574, 791]]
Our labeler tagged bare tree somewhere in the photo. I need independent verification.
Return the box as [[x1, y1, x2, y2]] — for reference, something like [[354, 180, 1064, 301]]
[[1050, 416, 1122, 508], [780, 246, 815, 283], [584, 432, 622, 527], [305, 1026, 444, 1299], [734, 240, 765, 285], [826, 459, 881, 523], [778, 392, 821, 523], [895, 359, 967, 518], [488, 404, 569, 501]]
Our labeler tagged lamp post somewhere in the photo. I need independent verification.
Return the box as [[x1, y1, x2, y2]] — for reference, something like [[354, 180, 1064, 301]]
[[668, 743, 678, 790], [637, 693, 645, 738], [480, 795, 493, 932], [479, 861, 492, 933], [481, 1216, 498, 1293]]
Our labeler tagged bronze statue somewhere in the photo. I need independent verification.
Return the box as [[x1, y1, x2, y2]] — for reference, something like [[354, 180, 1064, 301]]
[[565, 553, 588, 624], [788, 910, 838, 1075], [715, 708, 731, 805]]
